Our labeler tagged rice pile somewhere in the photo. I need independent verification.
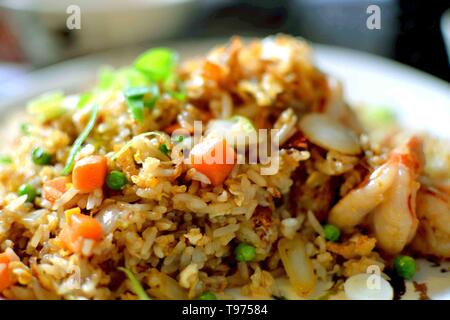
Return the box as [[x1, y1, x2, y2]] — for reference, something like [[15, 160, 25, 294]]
[[0, 35, 447, 300]]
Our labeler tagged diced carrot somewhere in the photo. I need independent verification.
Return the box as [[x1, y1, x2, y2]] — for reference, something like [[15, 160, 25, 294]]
[[59, 210, 103, 255], [42, 176, 70, 203], [72, 155, 107, 193], [0, 249, 19, 292], [189, 137, 236, 186]]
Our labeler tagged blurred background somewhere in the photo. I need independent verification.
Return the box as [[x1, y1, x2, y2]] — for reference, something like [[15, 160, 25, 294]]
[[0, 0, 449, 85]]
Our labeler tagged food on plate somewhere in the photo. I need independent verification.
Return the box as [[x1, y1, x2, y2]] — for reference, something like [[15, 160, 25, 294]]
[[0, 35, 449, 300]]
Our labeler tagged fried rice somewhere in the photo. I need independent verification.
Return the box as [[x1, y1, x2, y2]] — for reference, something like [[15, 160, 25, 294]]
[[0, 35, 449, 300]]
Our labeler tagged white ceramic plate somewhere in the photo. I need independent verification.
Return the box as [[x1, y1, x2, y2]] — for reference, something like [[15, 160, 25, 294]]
[[0, 38, 449, 300]]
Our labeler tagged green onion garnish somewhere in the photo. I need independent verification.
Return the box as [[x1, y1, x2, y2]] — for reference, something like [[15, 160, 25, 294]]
[[26, 91, 65, 122], [134, 48, 177, 82], [127, 98, 145, 122], [77, 92, 92, 109], [124, 85, 159, 122], [0, 155, 12, 165], [118, 267, 151, 300], [61, 103, 99, 175], [20, 123, 31, 135]]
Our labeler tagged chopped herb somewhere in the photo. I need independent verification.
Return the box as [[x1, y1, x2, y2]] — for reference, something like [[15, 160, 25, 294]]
[[124, 86, 153, 99], [26, 91, 65, 122], [20, 123, 31, 135], [118, 267, 151, 300], [198, 291, 217, 300], [168, 90, 186, 101], [77, 92, 92, 109], [158, 143, 170, 155], [0, 155, 12, 164], [134, 48, 177, 82], [124, 85, 159, 122], [61, 104, 99, 175], [360, 105, 396, 128], [127, 98, 145, 122], [97, 67, 116, 90]]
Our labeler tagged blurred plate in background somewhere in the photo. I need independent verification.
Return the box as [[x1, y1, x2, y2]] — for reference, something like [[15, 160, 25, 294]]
[[0, 0, 201, 66]]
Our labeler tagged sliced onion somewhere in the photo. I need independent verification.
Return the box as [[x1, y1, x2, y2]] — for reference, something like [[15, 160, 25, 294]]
[[278, 235, 316, 297], [299, 113, 361, 155], [95, 204, 124, 234], [205, 115, 257, 148], [344, 273, 393, 300], [147, 269, 187, 300]]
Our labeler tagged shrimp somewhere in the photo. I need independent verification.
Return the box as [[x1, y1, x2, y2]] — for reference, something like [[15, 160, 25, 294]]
[[328, 162, 398, 230], [412, 185, 450, 258], [328, 136, 423, 255]]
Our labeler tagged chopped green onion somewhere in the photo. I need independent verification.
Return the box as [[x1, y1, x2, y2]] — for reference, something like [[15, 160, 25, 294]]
[[0, 155, 12, 165], [361, 105, 396, 128], [158, 143, 170, 155], [393, 255, 416, 280], [168, 90, 186, 101], [127, 98, 145, 122], [61, 104, 99, 175], [118, 267, 151, 300], [234, 243, 257, 262], [26, 91, 65, 122], [106, 171, 128, 190], [31, 147, 52, 165], [124, 68, 150, 87], [198, 291, 217, 300], [323, 224, 340, 242], [124, 85, 159, 122], [20, 123, 31, 135], [97, 67, 116, 90], [124, 86, 153, 99], [77, 92, 92, 109], [134, 48, 177, 82], [18, 184, 37, 202]]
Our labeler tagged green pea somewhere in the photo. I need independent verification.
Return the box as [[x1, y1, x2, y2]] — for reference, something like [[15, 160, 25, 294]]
[[198, 291, 217, 300], [323, 224, 340, 242], [18, 184, 37, 202], [234, 243, 256, 262], [394, 255, 416, 280], [31, 147, 52, 165], [106, 171, 128, 190]]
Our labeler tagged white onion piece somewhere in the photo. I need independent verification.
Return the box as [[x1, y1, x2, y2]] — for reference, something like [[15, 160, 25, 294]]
[[299, 113, 361, 155], [278, 235, 316, 297], [344, 273, 393, 300], [205, 116, 256, 148], [95, 205, 124, 234]]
